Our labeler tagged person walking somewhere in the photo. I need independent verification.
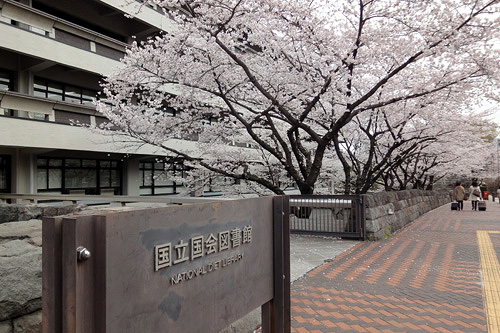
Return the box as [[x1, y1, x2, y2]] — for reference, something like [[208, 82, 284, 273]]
[[469, 180, 482, 211], [454, 181, 465, 211]]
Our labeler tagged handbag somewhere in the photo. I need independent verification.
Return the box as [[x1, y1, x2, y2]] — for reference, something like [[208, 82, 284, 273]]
[[472, 189, 481, 197]]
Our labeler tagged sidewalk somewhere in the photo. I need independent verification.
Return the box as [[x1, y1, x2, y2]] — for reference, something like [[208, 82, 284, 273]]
[[290, 200, 500, 332]]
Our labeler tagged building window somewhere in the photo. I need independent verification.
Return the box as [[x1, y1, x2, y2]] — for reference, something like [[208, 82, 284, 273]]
[[37, 157, 122, 194], [54, 110, 91, 125], [0, 155, 11, 193], [0, 71, 12, 91], [0, 70, 14, 116], [64, 159, 98, 189], [37, 158, 64, 191], [204, 175, 237, 194], [34, 80, 63, 101], [34, 77, 98, 106], [140, 159, 186, 195], [99, 161, 121, 188]]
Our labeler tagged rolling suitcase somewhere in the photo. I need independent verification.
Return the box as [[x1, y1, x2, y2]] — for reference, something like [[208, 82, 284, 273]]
[[478, 200, 486, 211], [451, 202, 458, 210]]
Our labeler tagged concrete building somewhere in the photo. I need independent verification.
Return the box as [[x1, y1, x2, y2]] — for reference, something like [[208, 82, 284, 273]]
[[0, 0, 203, 197]]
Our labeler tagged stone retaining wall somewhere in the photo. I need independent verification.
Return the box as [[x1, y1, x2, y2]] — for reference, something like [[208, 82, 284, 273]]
[[0, 219, 43, 333], [364, 189, 452, 240], [0, 204, 84, 333], [0, 203, 85, 224]]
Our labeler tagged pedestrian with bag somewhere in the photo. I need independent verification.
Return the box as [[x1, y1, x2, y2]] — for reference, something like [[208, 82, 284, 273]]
[[454, 181, 465, 211], [469, 180, 482, 211]]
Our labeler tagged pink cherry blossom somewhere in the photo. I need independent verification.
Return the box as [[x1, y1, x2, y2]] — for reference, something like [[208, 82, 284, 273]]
[[95, 0, 500, 194]]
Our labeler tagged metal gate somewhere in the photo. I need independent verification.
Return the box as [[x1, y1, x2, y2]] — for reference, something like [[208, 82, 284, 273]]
[[289, 195, 365, 240]]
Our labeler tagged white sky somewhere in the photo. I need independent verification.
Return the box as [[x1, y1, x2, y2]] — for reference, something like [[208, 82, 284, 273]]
[[478, 99, 500, 127], [492, 109, 500, 125]]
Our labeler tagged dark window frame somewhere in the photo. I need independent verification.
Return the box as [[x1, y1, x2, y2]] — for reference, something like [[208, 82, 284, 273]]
[[37, 157, 122, 195], [0, 155, 11, 193], [34, 77, 99, 106], [0, 69, 14, 116], [203, 175, 239, 194], [0, 70, 13, 91], [139, 158, 186, 196]]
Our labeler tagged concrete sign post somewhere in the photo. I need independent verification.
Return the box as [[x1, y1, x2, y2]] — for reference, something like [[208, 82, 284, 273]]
[[43, 196, 290, 332]]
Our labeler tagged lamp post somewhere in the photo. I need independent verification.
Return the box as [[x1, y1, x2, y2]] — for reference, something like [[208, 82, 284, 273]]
[[496, 138, 500, 202]]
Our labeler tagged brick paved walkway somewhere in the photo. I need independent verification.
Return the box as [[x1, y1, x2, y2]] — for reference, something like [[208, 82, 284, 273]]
[[291, 200, 500, 332]]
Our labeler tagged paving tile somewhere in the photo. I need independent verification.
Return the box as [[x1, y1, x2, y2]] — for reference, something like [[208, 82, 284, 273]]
[[320, 320, 336, 328], [365, 327, 381, 333], [290, 203, 500, 332]]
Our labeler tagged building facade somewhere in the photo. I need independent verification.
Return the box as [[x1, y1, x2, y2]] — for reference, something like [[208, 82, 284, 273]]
[[0, 0, 212, 197]]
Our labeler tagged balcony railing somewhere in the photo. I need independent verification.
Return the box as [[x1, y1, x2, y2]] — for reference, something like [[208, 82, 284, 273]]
[[0, 90, 106, 126]]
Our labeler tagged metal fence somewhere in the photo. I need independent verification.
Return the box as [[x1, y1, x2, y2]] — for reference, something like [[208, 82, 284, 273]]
[[289, 195, 365, 240]]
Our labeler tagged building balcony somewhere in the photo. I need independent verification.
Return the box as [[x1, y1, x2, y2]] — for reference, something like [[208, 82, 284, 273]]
[[97, 0, 176, 33], [0, 0, 127, 75], [0, 90, 198, 155]]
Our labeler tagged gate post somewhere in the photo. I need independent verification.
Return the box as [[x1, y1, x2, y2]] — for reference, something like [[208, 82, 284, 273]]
[[42, 217, 63, 333], [43, 215, 106, 333], [262, 196, 290, 332]]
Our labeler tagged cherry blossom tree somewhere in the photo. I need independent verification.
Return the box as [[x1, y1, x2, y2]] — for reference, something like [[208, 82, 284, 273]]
[[334, 100, 497, 193], [366, 112, 494, 192], [96, 0, 500, 195]]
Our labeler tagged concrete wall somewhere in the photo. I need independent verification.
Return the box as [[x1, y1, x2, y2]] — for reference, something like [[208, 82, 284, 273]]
[[124, 158, 141, 196], [0, 116, 181, 154], [364, 189, 452, 240], [10, 150, 33, 194], [0, 23, 119, 77]]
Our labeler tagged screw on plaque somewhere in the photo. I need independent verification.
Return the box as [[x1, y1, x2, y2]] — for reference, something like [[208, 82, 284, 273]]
[[76, 246, 91, 262]]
